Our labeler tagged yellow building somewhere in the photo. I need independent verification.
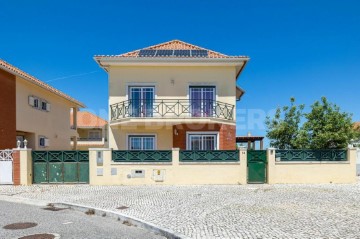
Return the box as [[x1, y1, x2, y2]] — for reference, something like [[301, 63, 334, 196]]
[[0, 59, 84, 150], [94, 40, 248, 150]]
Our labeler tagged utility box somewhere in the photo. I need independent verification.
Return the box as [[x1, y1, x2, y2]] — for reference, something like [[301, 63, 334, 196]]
[[152, 169, 165, 182], [131, 169, 145, 178]]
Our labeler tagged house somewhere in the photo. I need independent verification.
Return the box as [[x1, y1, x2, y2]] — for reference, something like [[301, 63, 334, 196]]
[[94, 40, 249, 150], [0, 59, 85, 150], [71, 111, 108, 150]]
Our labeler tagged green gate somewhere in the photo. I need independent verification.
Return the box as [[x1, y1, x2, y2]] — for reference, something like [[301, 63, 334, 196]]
[[33, 151, 89, 184], [247, 150, 267, 183]]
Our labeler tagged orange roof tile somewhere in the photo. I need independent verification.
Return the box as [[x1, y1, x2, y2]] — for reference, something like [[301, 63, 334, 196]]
[[0, 59, 85, 107], [354, 122, 360, 130], [74, 111, 107, 127], [94, 39, 248, 59]]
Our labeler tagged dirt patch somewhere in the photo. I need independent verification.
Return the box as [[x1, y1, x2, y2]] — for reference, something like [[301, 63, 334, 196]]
[[3, 222, 37, 230]]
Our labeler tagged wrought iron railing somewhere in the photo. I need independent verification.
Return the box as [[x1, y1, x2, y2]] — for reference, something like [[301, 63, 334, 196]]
[[112, 150, 172, 162], [275, 149, 347, 161], [0, 150, 13, 161], [179, 150, 239, 162], [110, 99, 234, 121], [32, 151, 89, 162]]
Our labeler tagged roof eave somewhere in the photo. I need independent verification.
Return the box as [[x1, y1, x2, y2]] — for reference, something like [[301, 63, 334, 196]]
[[0, 64, 85, 108], [94, 57, 249, 69]]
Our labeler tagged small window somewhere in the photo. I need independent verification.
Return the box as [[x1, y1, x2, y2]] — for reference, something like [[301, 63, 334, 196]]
[[41, 101, 47, 111], [34, 98, 39, 108], [39, 136, 49, 147]]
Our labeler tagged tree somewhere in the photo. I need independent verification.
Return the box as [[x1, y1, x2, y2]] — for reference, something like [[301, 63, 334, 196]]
[[266, 97, 359, 149], [265, 98, 305, 149], [299, 97, 358, 149]]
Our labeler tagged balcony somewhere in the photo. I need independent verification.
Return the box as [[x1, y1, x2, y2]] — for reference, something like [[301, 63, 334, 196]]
[[78, 138, 103, 142], [110, 99, 235, 122]]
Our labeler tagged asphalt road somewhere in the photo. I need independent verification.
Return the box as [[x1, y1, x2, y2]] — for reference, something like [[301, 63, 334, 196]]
[[0, 200, 165, 239]]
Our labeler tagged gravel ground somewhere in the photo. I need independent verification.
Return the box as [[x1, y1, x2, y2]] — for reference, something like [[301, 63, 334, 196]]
[[1, 180, 360, 239]]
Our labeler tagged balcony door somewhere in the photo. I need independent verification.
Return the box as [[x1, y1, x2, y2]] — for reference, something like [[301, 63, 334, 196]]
[[129, 86, 154, 117], [190, 86, 215, 117]]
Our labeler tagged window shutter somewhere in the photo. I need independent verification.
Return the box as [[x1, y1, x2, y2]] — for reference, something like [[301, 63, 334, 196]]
[[46, 103, 51, 111], [29, 96, 35, 106], [44, 138, 50, 147]]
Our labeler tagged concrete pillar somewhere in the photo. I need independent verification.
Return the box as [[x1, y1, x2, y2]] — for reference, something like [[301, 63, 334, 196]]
[[12, 150, 21, 185], [172, 148, 180, 166], [260, 140, 264, 150], [348, 146, 357, 179], [73, 107, 78, 129], [239, 147, 248, 185], [247, 141, 251, 150], [267, 148, 276, 184], [89, 148, 112, 185], [19, 149, 32, 185], [13, 148, 32, 185]]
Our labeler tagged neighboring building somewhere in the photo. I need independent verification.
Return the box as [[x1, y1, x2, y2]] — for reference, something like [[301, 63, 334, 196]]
[[94, 40, 249, 150], [71, 111, 108, 150], [0, 59, 85, 150]]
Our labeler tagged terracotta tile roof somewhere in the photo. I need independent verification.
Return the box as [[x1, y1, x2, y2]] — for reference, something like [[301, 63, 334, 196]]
[[73, 111, 107, 127], [94, 39, 248, 59], [354, 122, 360, 130], [0, 59, 85, 107]]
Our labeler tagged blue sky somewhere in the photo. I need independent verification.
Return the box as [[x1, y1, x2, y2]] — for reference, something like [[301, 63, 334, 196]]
[[1, 0, 359, 144]]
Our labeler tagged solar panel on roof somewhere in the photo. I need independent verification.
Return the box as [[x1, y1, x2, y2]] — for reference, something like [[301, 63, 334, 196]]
[[139, 50, 156, 57], [191, 50, 208, 57], [174, 50, 191, 57], [155, 50, 174, 57]]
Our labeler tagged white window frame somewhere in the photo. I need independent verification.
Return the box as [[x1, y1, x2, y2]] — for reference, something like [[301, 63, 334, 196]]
[[125, 83, 157, 101], [126, 133, 157, 150], [186, 131, 219, 150]]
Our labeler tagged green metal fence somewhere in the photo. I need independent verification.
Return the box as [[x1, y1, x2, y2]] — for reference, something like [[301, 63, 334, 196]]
[[275, 149, 347, 161], [179, 150, 239, 162], [32, 151, 89, 183], [112, 150, 172, 162]]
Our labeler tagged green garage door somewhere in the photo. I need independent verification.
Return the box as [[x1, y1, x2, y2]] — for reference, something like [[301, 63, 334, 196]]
[[247, 150, 267, 183], [33, 151, 89, 184]]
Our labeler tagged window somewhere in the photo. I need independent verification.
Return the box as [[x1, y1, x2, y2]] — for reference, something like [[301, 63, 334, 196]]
[[28, 95, 50, 111], [129, 86, 154, 117], [189, 86, 215, 117], [34, 98, 39, 108], [39, 136, 49, 148], [89, 131, 101, 139], [41, 101, 47, 111], [187, 133, 217, 150], [128, 135, 155, 150]]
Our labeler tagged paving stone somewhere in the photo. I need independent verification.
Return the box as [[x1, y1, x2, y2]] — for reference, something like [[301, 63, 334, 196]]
[[1, 179, 360, 238]]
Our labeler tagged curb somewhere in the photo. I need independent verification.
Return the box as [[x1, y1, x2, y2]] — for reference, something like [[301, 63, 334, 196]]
[[0, 195, 189, 239], [52, 202, 189, 239]]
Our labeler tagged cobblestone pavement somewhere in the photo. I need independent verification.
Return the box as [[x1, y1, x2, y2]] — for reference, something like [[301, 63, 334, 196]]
[[1, 181, 360, 239]]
